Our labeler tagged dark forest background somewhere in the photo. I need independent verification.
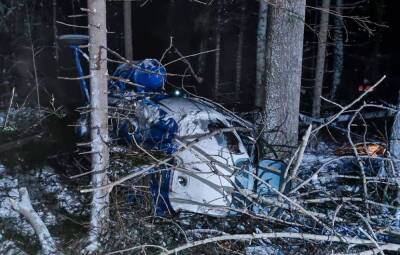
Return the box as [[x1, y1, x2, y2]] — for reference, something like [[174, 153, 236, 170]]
[[0, 0, 399, 113]]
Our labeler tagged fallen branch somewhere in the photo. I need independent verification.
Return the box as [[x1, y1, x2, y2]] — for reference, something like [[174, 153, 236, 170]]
[[9, 187, 58, 255], [0, 133, 43, 153], [280, 124, 312, 193], [159, 232, 400, 255], [301, 110, 395, 125], [337, 243, 400, 255]]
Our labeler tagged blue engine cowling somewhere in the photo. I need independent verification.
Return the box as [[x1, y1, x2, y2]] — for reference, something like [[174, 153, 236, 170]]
[[110, 59, 167, 94]]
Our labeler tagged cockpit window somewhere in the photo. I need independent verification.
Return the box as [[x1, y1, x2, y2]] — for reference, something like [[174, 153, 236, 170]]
[[208, 121, 240, 153]]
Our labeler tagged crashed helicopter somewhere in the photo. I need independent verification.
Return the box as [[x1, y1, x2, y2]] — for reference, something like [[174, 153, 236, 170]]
[[59, 34, 285, 217]]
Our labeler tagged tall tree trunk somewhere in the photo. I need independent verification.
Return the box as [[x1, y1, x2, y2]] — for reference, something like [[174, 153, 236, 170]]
[[255, 0, 268, 108], [52, 0, 58, 65], [168, 0, 175, 36], [363, 0, 384, 85], [86, 0, 110, 252], [330, 0, 343, 100], [196, 9, 211, 77], [198, 37, 207, 76], [213, 0, 223, 100], [264, 0, 306, 157], [123, 0, 133, 60], [312, 0, 331, 117], [194, 8, 212, 76], [234, 0, 246, 102], [390, 92, 400, 227]]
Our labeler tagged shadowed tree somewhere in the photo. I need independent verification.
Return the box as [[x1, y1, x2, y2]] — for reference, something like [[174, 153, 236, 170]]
[[390, 90, 400, 226], [255, 0, 268, 108], [123, 0, 133, 60], [264, 0, 306, 157], [234, 0, 246, 102], [213, 0, 223, 100], [330, 0, 343, 100], [195, 8, 211, 77], [312, 0, 331, 117]]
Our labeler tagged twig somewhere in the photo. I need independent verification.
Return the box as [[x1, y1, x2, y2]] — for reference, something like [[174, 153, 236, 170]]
[[3, 87, 15, 129], [280, 125, 312, 193], [0, 133, 43, 153], [58, 75, 92, 80], [312, 75, 386, 134], [56, 20, 89, 29], [358, 227, 384, 255]]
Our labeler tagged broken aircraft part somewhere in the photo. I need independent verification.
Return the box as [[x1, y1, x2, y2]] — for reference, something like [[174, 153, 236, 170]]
[[61, 34, 285, 216]]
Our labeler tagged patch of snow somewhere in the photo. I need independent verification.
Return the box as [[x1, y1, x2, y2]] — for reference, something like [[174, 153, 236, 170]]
[[245, 245, 283, 255], [0, 176, 19, 219], [0, 164, 5, 174], [0, 180, 36, 236], [301, 153, 335, 166], [0, 165, 84, 244], [110, 145, 128, 153], [0, 232, 27, 255], [36, 167, 84, 215]]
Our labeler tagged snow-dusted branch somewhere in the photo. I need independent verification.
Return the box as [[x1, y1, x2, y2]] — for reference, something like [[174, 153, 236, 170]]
[[160, 232, 400, 255], [8, 187, 58, 255]]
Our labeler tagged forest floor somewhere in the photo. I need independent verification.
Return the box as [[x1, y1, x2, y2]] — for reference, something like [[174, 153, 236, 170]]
[[0, 107, 398, 254]]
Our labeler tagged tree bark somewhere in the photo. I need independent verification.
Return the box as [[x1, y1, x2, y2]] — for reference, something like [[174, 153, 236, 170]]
[[390, 113, 400, 170], [264, 0, 306, 157], [234, 0, 246, 102], [213, 0, 223, 100], [198, 37, 207, 76], [312, 0, 331, 117], [363, 0, 384, 85], [255, 0, 268, 108], [196, 9, 211, 77], [86, 0, 110, 253], [330, 0, 343, 100], [52, 0, 59, 65], [390, 91, 400, 227], [123, 0, 133, 60]]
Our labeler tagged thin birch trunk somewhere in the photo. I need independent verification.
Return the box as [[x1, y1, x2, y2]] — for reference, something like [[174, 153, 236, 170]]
[[312, 0, 331, 117], [123, 0, 133, 60], [264, 0, 306, 157], [234, 0, 246, 102], [330, 0, 343, 100], [255, 0, 268, 108], [85, 0, 110, 252]]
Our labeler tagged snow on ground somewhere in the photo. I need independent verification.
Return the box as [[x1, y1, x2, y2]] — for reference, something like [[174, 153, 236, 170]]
[[0, 163, 85, 252], [0, 232, 27, 255], [35, 166, 84, 215], [0, 165, 19, 219]]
